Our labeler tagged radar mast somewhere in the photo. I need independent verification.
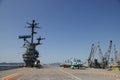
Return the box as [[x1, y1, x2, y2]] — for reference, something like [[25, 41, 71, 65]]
[[19, 20, 45, 67]]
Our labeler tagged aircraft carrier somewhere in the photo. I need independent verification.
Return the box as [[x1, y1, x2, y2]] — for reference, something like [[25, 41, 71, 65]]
[[0, 20, 120, 80]]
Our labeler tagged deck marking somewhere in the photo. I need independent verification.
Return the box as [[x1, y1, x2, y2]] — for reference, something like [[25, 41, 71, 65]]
[[2, 73, 22, 80], [59, 69, 82, 80], [1, 68, 34, 80]]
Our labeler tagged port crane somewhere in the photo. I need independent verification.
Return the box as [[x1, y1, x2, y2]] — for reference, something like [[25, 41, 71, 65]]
[[19, 20, 45, 67], [88, 40, 113, 68], [113, 45, 120, 63], [113, 45, 120, 66], [88, 42, 104, 68], [104, 40, 112, 67]]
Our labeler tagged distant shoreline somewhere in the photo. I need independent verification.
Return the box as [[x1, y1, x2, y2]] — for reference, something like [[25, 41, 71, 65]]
[[0, 65, 20, 71], [0, 63, 23, 71]]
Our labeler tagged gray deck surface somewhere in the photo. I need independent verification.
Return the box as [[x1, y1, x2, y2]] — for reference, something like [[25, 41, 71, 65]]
[[0, 66, 120, 80]]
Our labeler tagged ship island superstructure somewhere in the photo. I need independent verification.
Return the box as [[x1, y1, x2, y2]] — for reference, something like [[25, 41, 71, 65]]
[[19, 20, 45, 67]]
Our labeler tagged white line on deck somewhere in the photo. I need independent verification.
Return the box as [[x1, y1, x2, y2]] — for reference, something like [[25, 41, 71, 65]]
[[59, 69, 82, 80]]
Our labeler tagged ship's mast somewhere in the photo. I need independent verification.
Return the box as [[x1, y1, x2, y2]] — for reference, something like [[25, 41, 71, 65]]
[[19, 20, 45, 67], [31, 21, 34, 43], [27, 20, 39, 43], [31, 20, 35, 43]]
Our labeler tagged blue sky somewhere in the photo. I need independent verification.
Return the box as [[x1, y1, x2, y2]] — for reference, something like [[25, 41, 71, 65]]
[[0, 0, 120, 63]]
